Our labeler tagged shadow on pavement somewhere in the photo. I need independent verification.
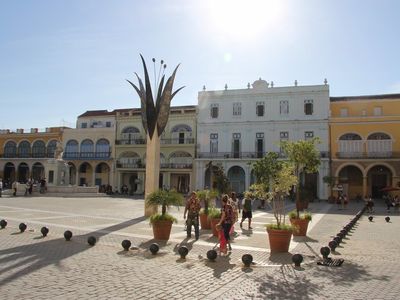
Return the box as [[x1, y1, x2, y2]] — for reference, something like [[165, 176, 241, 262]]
[[0, 215, 148, 287]]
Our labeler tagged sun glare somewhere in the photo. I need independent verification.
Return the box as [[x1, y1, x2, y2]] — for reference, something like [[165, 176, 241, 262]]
[[205, 0, 284, 41]]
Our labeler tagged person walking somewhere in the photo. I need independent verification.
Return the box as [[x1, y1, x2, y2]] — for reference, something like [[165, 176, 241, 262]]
[[229, 192, 240, 237], [183, 191, 201, 240], [240, 191, 253, 230], [0, 178, 3, 197], [217, 194, 235, 252], [12, 180, 18, 196]]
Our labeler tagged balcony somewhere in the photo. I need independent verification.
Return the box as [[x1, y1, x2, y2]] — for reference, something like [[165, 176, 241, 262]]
[[336, 151, 400, 159], [1, 152, 55, 159], [115, 139, 146, 145], [63, 152, 112, 160], [116, 162, 192, 169], [160, 138, 195, 145], [197, 151, 330, 159]]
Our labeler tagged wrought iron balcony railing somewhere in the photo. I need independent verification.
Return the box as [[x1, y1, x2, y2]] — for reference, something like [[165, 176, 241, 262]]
[[1, 152, 56, 159], [336, 151, 400, 159], [115, 138, 195, 145], [197, 151, 330, 159], [63, 152, 112, 160]]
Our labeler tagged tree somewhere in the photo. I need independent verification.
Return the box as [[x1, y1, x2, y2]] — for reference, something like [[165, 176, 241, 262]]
[[250, 152, 298, 228], [280, 138, 321, 217]]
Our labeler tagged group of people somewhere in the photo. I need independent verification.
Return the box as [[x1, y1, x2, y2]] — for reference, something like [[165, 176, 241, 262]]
[[183, 191, 254, 256]]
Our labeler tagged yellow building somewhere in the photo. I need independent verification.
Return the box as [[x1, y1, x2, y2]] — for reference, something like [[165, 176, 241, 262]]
[[329, 94, 400, 200], [0, 127, 65, 187]]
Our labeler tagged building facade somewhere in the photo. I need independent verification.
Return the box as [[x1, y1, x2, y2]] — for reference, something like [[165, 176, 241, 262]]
[[0, 127, 64, 187], [329, 94, 400, 199], [62, 110, 115, 189], [195, 79, 330, 199], [114, 105, 197, 195]]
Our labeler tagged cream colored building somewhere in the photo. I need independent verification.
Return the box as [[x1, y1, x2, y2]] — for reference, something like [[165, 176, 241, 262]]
[[115, 106, 196, 195]]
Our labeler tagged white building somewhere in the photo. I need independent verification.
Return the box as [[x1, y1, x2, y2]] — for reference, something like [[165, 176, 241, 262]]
[[195, 79, 330, 199]]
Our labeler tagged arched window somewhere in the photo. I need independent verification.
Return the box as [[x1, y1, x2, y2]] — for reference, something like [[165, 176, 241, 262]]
[[171, 124, 192, 133], [339, 133, 362, 140], [4, 141, 17, 158], [367, 132, 391, 140], [81, 139, 94, 158], [32, 140, 46, 158], [65, 140, 79, 158], [96, 139, 110, 158], [18, 141, 31, 158], [47, 140, 57, 158], [122, 126, 140, 133]]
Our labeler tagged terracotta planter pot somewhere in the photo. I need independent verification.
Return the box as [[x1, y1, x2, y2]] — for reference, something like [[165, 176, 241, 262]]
[[152, 220, 173, 240], [267, 228, 292, 253], [200, 213, 211, 230], [210, 218, 220, 237], [290, 218, 310, 236]]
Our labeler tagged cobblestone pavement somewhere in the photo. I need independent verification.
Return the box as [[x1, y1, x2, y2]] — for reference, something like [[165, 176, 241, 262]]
[[0, 195, 399, 299]]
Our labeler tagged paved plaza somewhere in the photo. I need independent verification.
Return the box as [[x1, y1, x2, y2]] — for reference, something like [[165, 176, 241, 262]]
[[0, 194, 399, 299]]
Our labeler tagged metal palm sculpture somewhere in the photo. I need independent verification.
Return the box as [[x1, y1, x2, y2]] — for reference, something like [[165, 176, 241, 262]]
[[127, 54, 184, 139]]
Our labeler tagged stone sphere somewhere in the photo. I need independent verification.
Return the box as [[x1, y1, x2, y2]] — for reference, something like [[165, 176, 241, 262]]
[[328, 240, 338, 251], [19, 223, 27, 233], [385, 216, 390, 223], [87, 236, 96, 246], [121, 240, 132, 251], [242, 254, 253, 267], [320, 246, 330, 259], [149, 243, 159, 255], [206, 249, 217, 261], [368, 216, 373, 222], [0, 219, 7, 229], [41, 226, 49, 237], [292, 254, 303, 267], [64, 230, 73, 241], [178, 246, 189, 259]]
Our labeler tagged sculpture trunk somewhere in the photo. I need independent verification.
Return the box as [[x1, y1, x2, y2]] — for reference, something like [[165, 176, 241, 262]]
[[144, 127, 160, 216]]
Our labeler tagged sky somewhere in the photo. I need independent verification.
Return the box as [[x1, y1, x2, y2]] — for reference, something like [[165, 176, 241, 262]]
[[1, 0, 400, 130]]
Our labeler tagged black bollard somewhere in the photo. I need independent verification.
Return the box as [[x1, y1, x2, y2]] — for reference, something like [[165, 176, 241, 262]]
[[385, 216, 390, 223], [19, 223, 27, 233], [87, 236, 96, 246], [0, 219, 7, 229], [368, 216, 373, 222], [206, 249, 217, 261], [121, 239, 131, 251], [292, 254, 303, 267], [40, 226, 49, 237], [178, 246, 189, 259], [320, 246, 330, 260], [64, 230, 73, 241], [242, 254, 253, 267], [329, 240, 338, 251], [149, 243, 159, 255]]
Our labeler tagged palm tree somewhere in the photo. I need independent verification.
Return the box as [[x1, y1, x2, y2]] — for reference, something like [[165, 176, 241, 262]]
[[146, 189, 184, 224]]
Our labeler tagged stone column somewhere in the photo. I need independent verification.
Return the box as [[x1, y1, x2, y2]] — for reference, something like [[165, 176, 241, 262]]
[[362, 176, 368, 197], [144, 128, 160, 216]]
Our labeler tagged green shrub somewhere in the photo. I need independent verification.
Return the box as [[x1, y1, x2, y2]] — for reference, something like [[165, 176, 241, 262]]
[[265, 223, 293, 231], [207, 207, 221, 220], [149, 213, 178, 224]]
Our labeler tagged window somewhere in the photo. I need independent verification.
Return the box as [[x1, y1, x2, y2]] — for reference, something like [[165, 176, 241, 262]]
[[210, 133, 218, 153], [256, 102, 265, 116], [233, 102, 242, 116], [280, 101, 289, 115], [232, 133, 241, 158], [256, 133, 264, 158], [106, 121, 111, 127], [305, 131, 314, 140], [81, 123, 87, 128], [304, 100, 313, 115], [210, 104, 219, 118], [373, 106, 382, 116], [280, 132, 289, 153], [340, 108, 348, 117]]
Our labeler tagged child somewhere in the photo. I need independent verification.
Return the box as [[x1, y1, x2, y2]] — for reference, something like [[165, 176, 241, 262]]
[[216, 223, 227, 255]]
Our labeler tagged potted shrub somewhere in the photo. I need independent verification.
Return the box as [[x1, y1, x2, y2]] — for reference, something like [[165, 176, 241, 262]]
[[207, 207, 222, 237], [288, 210, 312, 236], [146, 189, 184, 240], [251, 153, 298, 253], [196, 189, 218, 229], [280, 138, 321, 215]]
